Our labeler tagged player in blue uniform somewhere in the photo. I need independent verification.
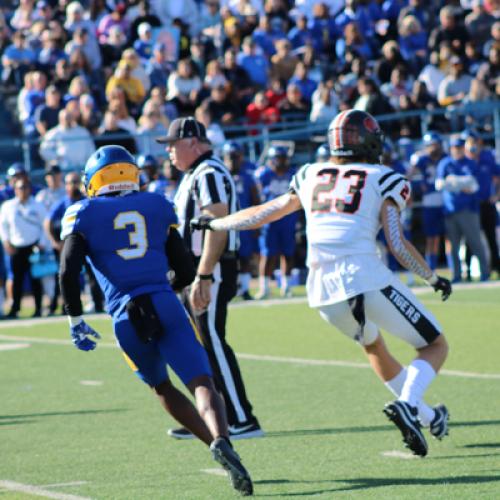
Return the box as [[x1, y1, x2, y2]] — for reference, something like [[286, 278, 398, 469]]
[[315, 143, 330, 163], [463, 130, 500, 276], [408, 133, 446, 271], [59, 146, 253, 496], [255, 145, 298, 298], [223, 142, 260, 300]]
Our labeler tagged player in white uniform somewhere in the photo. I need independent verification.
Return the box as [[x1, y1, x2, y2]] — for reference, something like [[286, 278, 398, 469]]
[[191, 110, 453, 457]]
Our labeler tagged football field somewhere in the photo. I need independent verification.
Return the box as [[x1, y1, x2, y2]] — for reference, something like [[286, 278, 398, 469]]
[[1, 284, 499, 499]]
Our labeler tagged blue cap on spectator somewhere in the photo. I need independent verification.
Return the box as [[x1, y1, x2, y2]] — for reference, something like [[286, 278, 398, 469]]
[[7, 162, 26, 178], [423, 132, 442, 145], [268, 146, 289, 158], [460, 129, 480, 141], [222, 141, 243, 155], [450, 136, 465, 147]]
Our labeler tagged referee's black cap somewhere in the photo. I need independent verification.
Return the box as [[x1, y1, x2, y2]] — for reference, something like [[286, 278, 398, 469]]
[[156, 117, 207, 144]]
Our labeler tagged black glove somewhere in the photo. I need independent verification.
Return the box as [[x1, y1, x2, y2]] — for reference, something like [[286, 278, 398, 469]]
[[431, 275, 452, 301], [190, 215, 215, 231]]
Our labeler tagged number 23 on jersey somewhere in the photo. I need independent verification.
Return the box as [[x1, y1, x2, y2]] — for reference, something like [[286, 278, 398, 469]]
[[311, 168, 367, 214]]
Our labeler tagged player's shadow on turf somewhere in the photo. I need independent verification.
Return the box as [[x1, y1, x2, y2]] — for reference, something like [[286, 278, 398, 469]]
[[463, 442, 500, 448], [258, 475, 500, 496], [0, 408, 127, 425], [451, 419, 500, 428], [266, 424, 394, 438]]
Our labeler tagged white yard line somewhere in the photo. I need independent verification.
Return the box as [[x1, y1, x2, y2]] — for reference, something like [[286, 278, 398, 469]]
[[0, 333, 499, 380], [0, 480, 90, 500]]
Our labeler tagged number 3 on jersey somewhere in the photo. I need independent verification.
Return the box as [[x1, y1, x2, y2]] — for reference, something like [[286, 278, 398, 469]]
[[311, 168, 367, 214], [114, 211, 148, 259]]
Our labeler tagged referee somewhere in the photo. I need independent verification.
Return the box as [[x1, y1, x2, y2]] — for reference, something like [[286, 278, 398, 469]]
[[157, 117, 263, 440]]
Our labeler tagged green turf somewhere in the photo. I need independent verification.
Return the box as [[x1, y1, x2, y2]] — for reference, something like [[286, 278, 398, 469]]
[[1, 286, 499, 499]]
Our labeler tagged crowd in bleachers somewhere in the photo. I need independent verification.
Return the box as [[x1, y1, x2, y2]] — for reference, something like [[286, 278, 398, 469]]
[[0, 0, 498, 316]]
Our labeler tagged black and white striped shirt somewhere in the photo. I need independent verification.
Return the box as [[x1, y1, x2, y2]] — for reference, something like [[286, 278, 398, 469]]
[[174, 152, 239, 258]]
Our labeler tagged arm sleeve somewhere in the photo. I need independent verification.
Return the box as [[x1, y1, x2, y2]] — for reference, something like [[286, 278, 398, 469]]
[[378, 169, 411, 210], [165, 227, 196, 291], [59, 232, 87, 316]]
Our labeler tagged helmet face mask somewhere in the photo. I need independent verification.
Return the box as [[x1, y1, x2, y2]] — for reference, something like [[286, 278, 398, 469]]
[[328, 110, 383, 164], [84, 146, 139, 197]]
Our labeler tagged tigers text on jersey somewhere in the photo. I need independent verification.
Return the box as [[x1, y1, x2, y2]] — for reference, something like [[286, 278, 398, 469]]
[[174, 153, 238, 257], [290, 162, 411, 267], [61, 191, 178, 316]]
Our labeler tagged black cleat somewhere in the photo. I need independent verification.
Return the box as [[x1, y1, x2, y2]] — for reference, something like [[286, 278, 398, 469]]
[[167, 427, 195, 440], [429, 404, 449, 440], [229, 420, 264, 440], [210, 437, 253, 496], [384, 400, 428, 457]]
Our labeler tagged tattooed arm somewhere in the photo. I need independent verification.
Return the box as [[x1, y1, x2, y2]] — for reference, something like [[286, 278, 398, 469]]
[[207, 192, 303, 231]]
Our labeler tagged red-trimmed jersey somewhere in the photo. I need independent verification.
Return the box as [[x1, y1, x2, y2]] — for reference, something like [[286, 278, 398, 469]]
[[290, 162, 411, 266]]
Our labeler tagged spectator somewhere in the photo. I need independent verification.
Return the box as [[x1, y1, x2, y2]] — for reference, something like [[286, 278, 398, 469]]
[[465, 0, 496, 51], [336, 22, 373, 65], [52, 58, 74, 95], [194, 105, 226, 151], [222, 48, 254, 105], [311, 1, 339, 55], [435, 136, 488, 282], [10, 0, 36, 31], [64, 75, 89, 105], [477, 42, 499, 94], [146, 43, 173, 90], [246, 91, 280, 133], [201, 84, 239, 125], [133, 22, 154, 65], [354, 77, 394, 117], [287, 14, 313, 51], [37, 29, 66, 74], [428, 6, 469, 57], [100, 24, 127, 71], [1, 30, 36, 87], [166, 58, 202, 116], [129, 0, 162, 42], [136, 104, 168, 157], [277, 83, 309, 119], [79, 93, 101, 134], [199, 0, 222, 35], [35, 85, 62, 137], [105, 61, 146, 108], [437, 56, 474, 107], [106, 94, 137, 134], [0, 178, 47, 319], [95, 110, 137, 154], [398, 15, 427, 71], [418, 51, 445, 98], [310, 82, 339, 123], [97, 1, 130, 43], [252, 14, 281, 57], [204, 58, 229, 91], [65, 27, 102, 72], [270, 38, 298, 83], [398, 0, 430, 32], [289, 60, 318, 104], [264, 76, 286, 107], [381, 66, 412, 110], [482, 21, 500, 59], [39, 108, 96, 168], [22, 70, 47, 137], [375, 40, 408, 84], [238, 37, 270, 88], [120, 47, 151, 93]]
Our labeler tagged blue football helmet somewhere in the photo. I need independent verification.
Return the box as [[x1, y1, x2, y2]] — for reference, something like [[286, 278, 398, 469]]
[[222, 141, 243, 156], [422, 132, 442, 146], [136, 154, 158, 170], [7, 162, 27, 179], [84, 145, 139, 197], [315, 143, 330, 162], [268, 145, 289, 159]]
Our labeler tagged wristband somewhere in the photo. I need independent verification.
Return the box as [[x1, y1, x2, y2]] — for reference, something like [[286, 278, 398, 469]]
[[68, 315, 83, 327], [197, 273, 214, 281], [427, 274, 438, 286]]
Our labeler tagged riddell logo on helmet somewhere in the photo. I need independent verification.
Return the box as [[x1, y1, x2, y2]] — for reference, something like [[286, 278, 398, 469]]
[[363, 117, 379, 133]]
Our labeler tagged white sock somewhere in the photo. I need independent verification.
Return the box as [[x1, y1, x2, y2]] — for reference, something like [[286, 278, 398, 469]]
[[281, 274, 289, 291], [387, 367, 435, 426], [259, 276, 269, 293], [399, 359, 436, 408], [384, 368, 407, 397], [239, 273, 251, 293]]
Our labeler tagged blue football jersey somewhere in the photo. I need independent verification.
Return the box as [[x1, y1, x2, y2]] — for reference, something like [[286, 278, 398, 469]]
[[256, 166, 296, 202], [61, 191, 178, 316], [233, 171, 257, 209]]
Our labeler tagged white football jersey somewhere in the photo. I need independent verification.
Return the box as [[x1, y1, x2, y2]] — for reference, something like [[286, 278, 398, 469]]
[[290, 161, 411, 267]]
